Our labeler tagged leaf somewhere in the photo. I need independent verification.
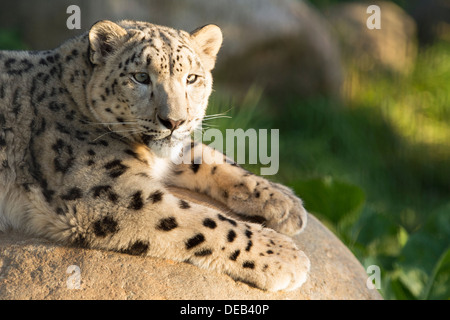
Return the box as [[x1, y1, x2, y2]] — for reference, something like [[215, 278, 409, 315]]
[[353, 206, 400, 247], [290, 177, 366, 225], [423, 248, 450, 300], [396, 203, 450, 299], [397, 266, 428, 299], [387, 277, 418, 300]]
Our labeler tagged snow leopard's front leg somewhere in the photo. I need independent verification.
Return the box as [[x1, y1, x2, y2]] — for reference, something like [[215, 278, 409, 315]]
[[32, 182, 309, 292], [167, 142, 308, 236]]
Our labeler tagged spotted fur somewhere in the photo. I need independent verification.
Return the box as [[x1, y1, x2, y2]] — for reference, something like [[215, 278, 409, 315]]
[[0, 20, 309, 292]]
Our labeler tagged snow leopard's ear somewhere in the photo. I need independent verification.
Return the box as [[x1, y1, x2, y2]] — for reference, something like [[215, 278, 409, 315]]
[[89, 20, 128, 65], [190, 24, 223, 71]]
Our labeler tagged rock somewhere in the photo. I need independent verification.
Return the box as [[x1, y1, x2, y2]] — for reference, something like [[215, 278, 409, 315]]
[[0, 0, 342, 96], [326, 1, 418, 74], [0, 187, 382, 300]]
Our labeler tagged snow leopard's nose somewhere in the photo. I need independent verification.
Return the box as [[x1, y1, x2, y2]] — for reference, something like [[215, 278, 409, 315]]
[[157, 116, 185, 131]]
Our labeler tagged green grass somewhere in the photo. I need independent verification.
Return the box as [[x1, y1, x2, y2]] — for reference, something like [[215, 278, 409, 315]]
[[208, 41, 450, 300]]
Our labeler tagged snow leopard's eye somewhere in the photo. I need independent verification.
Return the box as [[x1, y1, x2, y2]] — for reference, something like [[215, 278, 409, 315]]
[[186, 74, 199, 85], [133, 73, 151, 85]]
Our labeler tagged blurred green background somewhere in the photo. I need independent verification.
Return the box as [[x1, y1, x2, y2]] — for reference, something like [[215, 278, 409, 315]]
[[208, 0, 450, 300], [0, 0, 448, 299]]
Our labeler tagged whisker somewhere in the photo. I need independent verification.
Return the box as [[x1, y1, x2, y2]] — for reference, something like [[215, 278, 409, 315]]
[[92, 128, 143, 142], [202, 116, 232, 121], [204, 109, 232, 117], [203, 109, 233, 119]]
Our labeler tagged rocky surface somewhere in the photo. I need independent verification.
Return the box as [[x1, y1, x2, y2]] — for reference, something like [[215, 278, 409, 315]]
[[0, 188, 382, 300]]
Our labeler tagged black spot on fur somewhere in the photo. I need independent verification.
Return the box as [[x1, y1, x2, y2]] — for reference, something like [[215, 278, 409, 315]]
[[245, 240, 253, 252], [52, 139, 75, 174], [190, 163, 200, 174], [194, 249, 213, 257], [61, 188, 83, 201], [222, 190, 229, 199], [141, 134, 153, 145], [91, 185, 119, 204], [33, 118, 46, 136], [120, 241, 150, 256], [56, 122, 70, 134], [73, 235, 89, 248], [203, 218, 217, 229], [94, 216, 119, 237], [218, 214, 237, 227], [40, 180, 55, 203], [148, 190, 163, 203], [124, 149, 138, 158], [48, 101, 67, 112], [229, 250, 240, 261], [89, 139, 109, 147], [11, 88, 21, 115], [37, 91, 46, 103], [185, 233, 205, 250], [5, 58, 33, 76], [179, 200, 191, 209], [124, 149, 147, 164], [227, 230, 237, 242], [157, 217, 178, 231], [65, 110, 76, 121], [104, 159, 129, 178], [136, 172, 149, 178], [245, 229, 253, 239], [128, 191, 144, 210], [243, 261, 255, 269]]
